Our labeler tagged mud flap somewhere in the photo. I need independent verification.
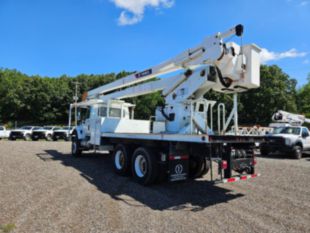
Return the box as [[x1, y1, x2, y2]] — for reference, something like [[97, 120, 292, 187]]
[[169, 158, 189, 182]]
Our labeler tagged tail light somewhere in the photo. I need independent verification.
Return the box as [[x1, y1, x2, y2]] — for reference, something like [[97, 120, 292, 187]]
[[253, 157, 257, 165], [221, 160, 228, 170]]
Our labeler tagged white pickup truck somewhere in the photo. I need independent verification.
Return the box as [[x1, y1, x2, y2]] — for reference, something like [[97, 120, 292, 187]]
[[9, 126, 41, 141], [0, 126, 11, 139], [32, 126, 57, 141], [53, 126, 74, 141], [261, 126, 310, 159]]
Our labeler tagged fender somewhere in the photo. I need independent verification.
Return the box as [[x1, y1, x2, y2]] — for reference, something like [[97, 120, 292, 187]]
[[294, 140, 303, 148]]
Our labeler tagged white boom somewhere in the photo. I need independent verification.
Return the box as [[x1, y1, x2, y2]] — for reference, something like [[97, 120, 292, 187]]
[[87, 24, 260, 100], [272, 110, 310, 126]]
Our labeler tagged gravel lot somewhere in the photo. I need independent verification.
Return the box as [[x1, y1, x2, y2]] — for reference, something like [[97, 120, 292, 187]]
[[1, 141, 310, 233]]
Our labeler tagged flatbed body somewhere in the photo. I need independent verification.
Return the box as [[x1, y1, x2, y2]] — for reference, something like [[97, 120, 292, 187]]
[[100, 132, 265, 144]]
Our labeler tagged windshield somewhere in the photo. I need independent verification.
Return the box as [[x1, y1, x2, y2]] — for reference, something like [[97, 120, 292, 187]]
[[53, 127, 61, 131], [63, 127, 72, 130], [78, 107, 90, 124], [33, 127, 43, 130], [273, 127, 285, 134], [44, 127, 53, 130], [20, 126, 32, 130], [278, 127, 301, 135]]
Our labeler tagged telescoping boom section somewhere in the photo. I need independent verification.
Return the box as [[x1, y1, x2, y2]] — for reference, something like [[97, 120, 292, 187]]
[[69, 25, 262, 185], [272, 110, 310, 126]]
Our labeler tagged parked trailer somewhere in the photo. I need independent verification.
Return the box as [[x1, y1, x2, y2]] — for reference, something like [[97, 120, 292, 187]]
[[69, 25, 263, 185]]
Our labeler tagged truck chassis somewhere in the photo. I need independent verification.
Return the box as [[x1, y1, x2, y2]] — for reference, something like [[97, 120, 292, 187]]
[[72, 132, 261, 185]]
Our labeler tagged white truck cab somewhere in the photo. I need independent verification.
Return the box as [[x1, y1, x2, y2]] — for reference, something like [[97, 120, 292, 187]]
[[74, 100, 149, 147]]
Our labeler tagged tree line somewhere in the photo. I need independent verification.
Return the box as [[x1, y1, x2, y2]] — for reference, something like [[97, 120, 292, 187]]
[[0, 65, 309, 128]]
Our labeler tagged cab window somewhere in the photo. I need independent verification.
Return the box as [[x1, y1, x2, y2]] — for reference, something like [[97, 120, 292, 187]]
[[78, 107, 90, 123], [98, 107, 107, 117], [302, 128, 309, 137], [109, 108, 121, 118]]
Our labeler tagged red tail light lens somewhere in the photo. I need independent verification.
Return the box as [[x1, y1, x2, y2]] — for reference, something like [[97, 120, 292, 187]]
[[221, 160, 228, 170], [253, 158, 257, 165]]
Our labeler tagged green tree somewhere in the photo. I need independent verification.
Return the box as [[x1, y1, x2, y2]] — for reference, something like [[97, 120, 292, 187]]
[[0, 65, 302, 127], [297, 73, 310, 118], [238, 65, 297, 125]]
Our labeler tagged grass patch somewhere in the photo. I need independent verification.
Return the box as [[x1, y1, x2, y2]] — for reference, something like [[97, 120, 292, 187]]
[[0, 223, 16, 233]]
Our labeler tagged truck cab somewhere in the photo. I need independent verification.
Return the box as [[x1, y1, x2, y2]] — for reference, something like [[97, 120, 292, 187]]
[[73, 99, 149, 148]]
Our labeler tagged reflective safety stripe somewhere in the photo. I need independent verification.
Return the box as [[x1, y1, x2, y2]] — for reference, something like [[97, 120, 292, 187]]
[[222, 173, 260, 183]]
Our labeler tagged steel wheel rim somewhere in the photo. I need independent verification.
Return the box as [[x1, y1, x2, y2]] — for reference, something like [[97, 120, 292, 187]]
[[135, 155, 147, 178], [115, 150, 125, 170]]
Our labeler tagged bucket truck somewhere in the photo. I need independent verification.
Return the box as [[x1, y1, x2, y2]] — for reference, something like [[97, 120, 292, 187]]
[[69, 24, 263, 185], [261, 110, 310, 159]]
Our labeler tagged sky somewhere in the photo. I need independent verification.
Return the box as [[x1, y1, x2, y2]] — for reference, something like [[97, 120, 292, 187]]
[[0, 0, 309, 86]]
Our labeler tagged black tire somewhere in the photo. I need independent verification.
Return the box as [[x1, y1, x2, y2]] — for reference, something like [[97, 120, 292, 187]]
[[293, 145, 302, 159], [189, 156, 210, 179], [113, 144, 132, 176], [132, 147, 158, 186], [9, 137, 16, 141], [53, 137, 58, 141], [46, 134, 53, 141], [71, 134, 82, 157], [24, 134, 31, 141], [32, 137, 39, 141]]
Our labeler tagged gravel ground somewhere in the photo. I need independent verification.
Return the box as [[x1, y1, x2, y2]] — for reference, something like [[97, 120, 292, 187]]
[[0, 141, 310, 233]]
